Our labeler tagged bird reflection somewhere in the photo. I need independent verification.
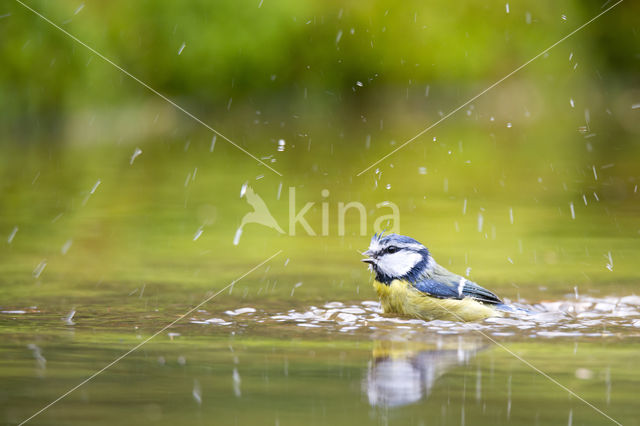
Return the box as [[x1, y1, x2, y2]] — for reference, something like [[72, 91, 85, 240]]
[[364, 335, 487, 408]]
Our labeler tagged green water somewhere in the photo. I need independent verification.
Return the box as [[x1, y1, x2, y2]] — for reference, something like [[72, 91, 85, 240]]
[[1, 130, 639, 425], [2, 332, 639, 426]]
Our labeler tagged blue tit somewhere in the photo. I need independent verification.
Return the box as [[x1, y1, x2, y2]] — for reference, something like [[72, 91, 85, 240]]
[[362, 233, 505, 321]]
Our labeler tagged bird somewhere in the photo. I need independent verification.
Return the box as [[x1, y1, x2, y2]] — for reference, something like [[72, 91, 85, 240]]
[[362, 232, 506, 322]]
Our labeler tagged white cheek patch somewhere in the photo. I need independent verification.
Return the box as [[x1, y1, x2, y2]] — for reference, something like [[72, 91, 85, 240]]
[[377, 252, 422, 277]]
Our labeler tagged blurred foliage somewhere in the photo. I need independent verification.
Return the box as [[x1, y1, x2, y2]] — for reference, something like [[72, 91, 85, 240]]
[[0, 0, 638, 306], [0, 0, 637, 141]]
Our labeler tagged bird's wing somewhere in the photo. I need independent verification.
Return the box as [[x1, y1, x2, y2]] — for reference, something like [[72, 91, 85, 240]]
[[412, 264, 502, 305]]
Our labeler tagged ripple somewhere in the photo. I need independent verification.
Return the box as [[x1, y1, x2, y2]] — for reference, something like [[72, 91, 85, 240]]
[[190, 295, 640, 339]]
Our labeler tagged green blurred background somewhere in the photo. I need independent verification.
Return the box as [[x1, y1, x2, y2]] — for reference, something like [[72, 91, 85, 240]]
[[1, 1, 640, 425], [1, 0, 638, 306]]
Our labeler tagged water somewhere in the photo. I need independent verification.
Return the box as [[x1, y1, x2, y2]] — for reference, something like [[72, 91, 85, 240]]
[[1, 135, 639, 424], [2, 297, 639, 425], [192, 296, 640, 338]]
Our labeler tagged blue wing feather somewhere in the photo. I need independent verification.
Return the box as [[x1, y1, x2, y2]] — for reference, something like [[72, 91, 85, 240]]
[[412, 279, 460, 299], [412, 264, 502, 305]]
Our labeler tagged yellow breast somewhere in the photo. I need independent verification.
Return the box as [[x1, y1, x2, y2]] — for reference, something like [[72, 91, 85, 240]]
[[373, 279, 500, 322]]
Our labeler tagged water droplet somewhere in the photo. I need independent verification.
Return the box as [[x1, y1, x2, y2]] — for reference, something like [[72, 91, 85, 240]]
[[130, 147, 142, 165], [233, 227, 243, 246], [61, 239, 73, 255], [7, 226, 18, 244], [33, 260, 47, 279], [569, 202, 575, 220]]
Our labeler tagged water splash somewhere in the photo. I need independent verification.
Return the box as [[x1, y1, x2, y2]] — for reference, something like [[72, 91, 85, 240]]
[[190, 295, 640, 339]]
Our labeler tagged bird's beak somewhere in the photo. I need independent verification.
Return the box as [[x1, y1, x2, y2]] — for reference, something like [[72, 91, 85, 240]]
[[361, 249, 375, 264]]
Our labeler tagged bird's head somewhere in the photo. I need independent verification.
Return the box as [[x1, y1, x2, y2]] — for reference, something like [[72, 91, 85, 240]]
[[362, 233, 433, 284]]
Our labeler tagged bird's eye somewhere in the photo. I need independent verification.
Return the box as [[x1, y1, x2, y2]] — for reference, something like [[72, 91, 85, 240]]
[[386, 246, 399, 254]]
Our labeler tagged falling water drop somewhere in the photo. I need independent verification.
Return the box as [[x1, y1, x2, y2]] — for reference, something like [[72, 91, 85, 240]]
[[233, 228, 243, 246], [130, 147, 142, 165], [7, 226, 18, 244]]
